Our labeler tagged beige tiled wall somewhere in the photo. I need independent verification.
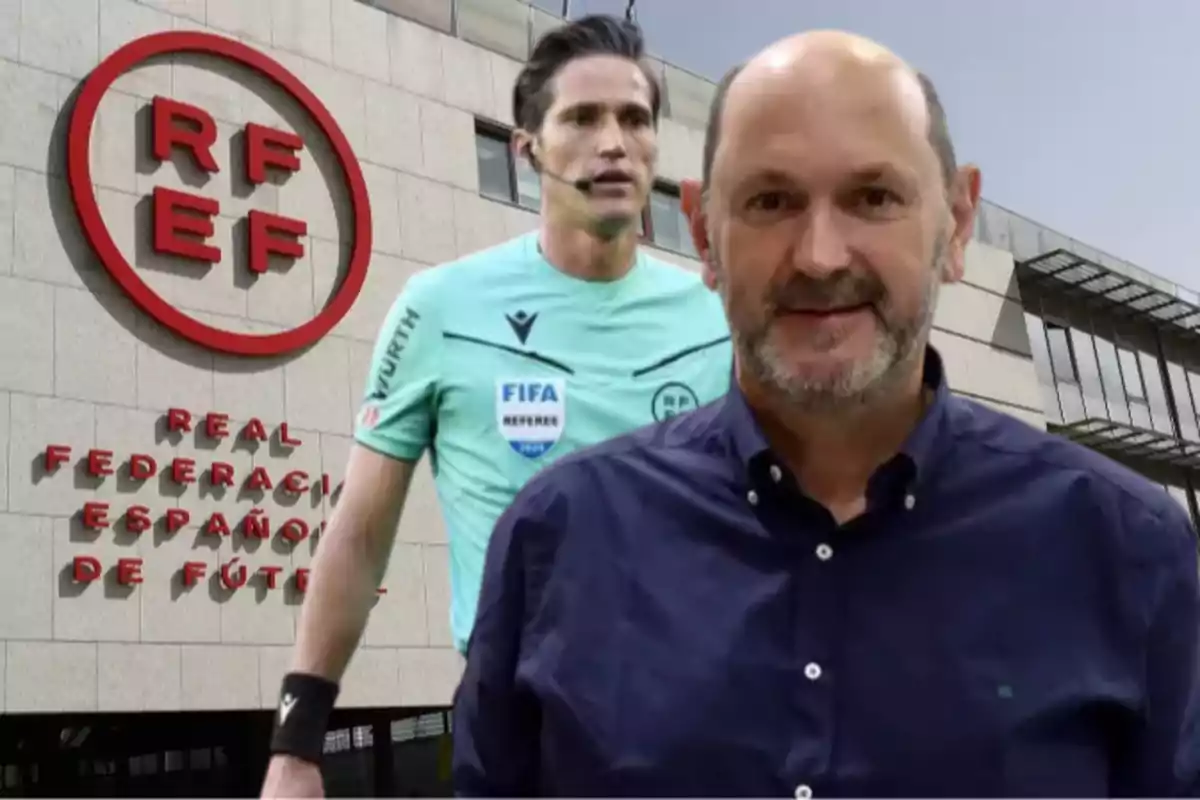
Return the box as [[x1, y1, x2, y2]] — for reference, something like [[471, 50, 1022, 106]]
[[0, 0, 1047, 714]]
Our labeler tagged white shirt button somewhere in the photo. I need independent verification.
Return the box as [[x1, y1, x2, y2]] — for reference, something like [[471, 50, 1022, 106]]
[[815, 543, 833, 561], [769, 464, 783, 483], [804, 662, 822, 681], [904, 493, 916, 510], [795, 784, 813, 798], [747, 490, 759, 506]]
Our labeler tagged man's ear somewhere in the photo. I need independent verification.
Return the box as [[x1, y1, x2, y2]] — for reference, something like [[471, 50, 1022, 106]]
[[943, 164, 982, 284], [681, 179, 718, 290], [511, 129, 537, 171]]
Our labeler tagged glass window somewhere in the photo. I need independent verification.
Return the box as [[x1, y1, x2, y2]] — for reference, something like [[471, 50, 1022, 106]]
[[1118, 348, 1146, 400], [514, 152, 540, 210], [475, 131, 513, 203], [1024, 314, 1063, 424], [648, 188, 697, 256], [1167, 362, 1199, 441], [1045, 323, 1077, 383], [1093, 335, 1131, 424], [1139, 352, 1174, 434], [1057, 381, 1086, 423], [1070, 329, 1107, 419], [1128, 398, 1153, 429], [1189, 371, 1200, 434]]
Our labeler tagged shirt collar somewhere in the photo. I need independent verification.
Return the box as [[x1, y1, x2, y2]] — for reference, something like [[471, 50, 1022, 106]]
[[721, 345, 952, 488]]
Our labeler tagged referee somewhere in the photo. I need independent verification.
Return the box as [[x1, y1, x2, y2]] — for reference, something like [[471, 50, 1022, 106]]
[[259, 13, 732, 798]]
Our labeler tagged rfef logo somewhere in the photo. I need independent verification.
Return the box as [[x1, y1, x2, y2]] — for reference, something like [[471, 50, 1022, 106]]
[[67, 31, 373, 357], [496, 379, 566, 459]]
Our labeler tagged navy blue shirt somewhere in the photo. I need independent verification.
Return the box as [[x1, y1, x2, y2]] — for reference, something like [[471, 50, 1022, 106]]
[[452, 347, 1200, 797]]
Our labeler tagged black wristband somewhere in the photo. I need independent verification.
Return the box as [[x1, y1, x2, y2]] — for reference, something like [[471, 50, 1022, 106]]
[[268, 672, 340, 765]]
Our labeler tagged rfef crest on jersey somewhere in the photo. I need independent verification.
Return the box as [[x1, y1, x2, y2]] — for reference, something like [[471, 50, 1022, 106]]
[[495, 379, 566, 459]]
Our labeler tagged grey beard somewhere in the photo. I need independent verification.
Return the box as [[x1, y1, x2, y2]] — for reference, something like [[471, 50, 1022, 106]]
[[714, 240, 945, 414]]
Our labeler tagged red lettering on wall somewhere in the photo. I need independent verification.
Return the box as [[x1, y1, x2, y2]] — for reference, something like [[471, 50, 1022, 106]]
[[242, 418, 267, 442], [245, 122, 302, 184], [182, 561, 207, 587], [126, 505, 152, 534], [165, 508, 191, 533], [248, 210, 306, 274], [73, 556, 102, 583], [258, 564, 284, 589], [296, 567, 310, 593], [129, 453, 157, 480], [205, 412, 230, 439], [45, 444, 71, 472], [282, 470, 308, 493], [210, 461, 235, 487], [86, 449, 115, 477], [171, 457, 196, 484], [117, 558, 144, 585], [166, 408, 193, 433], [279, 518, 309, 543], [242, 509, 270, 539], [321, 473, 331, 496], [153, 186, 220, 263], [220, 559, 247, 589], [279, 423, 302, 447], [83, 501, 110, 530], [246, 466, 273, 491], [151, 96, 219, 172], [204, 512, 231, 537]]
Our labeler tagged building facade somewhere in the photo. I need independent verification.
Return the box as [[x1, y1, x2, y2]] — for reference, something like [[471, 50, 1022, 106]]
[[0, 0, 1194, 794]]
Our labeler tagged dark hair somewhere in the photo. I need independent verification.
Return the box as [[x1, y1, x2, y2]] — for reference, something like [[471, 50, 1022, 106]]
[[512, 14, 663, 134], [701, 64, 958, 192]]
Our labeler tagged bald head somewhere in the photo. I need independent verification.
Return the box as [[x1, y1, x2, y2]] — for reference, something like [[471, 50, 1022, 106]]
[[702, 31, 956, 192]]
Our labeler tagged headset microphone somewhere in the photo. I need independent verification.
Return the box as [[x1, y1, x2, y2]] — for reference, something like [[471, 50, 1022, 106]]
[[544, 169, 594, 194], [525, 145, 593, 194]]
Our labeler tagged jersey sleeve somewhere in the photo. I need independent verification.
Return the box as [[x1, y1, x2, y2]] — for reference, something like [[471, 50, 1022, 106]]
[[354, 271, 443, 462]]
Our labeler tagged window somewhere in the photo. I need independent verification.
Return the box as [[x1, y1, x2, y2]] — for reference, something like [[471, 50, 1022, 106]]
[[1070, 328, 1107, 419], [475, 124, 539, 211], [1189, 371, 1200, 433], [645, 184, 697, 257], [1139, 351, 1175, 435], [1044, 323, 1078, 383], [473, 119, 698, 256], [1118, 348, 1146, 400], [1167, 362, 1200, 441], [1092, 334, 1132, 424], [1114, 346, 1153, 428]]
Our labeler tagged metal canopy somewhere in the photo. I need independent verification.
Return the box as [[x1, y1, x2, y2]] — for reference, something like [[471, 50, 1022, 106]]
[[1016, 249, 1200, 339], [1049, 417, 1200, 470]]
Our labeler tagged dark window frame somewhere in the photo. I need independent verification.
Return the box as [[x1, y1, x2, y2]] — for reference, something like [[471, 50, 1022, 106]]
[[1043, 320, 1080, 384], [474, 119, 525, 208]]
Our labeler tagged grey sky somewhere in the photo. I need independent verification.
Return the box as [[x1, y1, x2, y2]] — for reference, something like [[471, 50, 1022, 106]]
[[534, 0, 1198, 292]]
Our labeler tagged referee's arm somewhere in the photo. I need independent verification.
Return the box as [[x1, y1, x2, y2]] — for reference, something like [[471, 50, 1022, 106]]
[[290, 446, 417, 682], [291, 280, 442, 689]]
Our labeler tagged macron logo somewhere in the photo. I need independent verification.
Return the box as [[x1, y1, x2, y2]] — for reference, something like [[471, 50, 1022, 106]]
[[505, 310, 538, 345], [279, 693, 298, 724]]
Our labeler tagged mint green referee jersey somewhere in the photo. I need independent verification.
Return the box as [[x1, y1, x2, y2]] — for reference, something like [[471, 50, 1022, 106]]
[[354, 232, 732, 652]]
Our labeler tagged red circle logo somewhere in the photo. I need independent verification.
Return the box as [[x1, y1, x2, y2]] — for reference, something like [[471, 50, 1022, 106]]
[[67, 31, 373, 357]]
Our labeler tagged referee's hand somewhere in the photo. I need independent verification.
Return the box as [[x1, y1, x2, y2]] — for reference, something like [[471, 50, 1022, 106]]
[[261, 754, 324, 798]]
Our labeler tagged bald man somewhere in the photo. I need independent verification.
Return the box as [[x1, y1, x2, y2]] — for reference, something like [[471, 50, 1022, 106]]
[[451, 31, 1200, 797]]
